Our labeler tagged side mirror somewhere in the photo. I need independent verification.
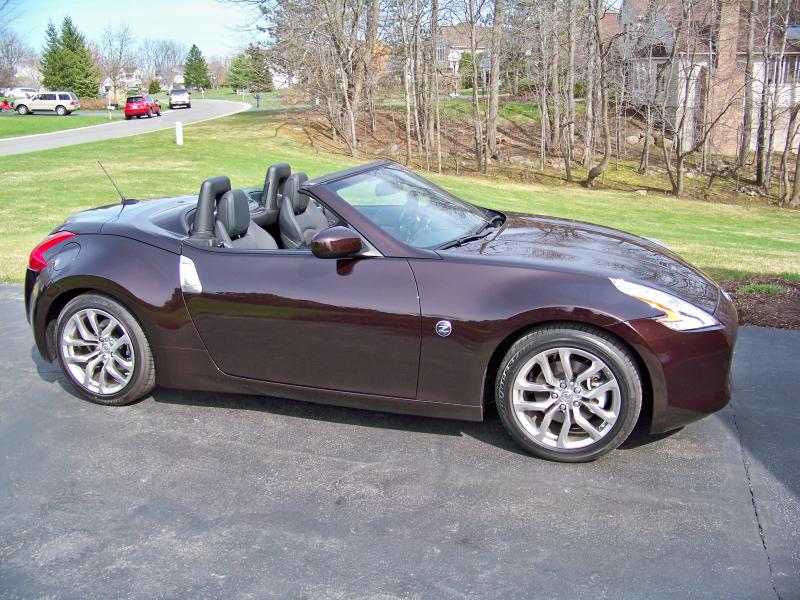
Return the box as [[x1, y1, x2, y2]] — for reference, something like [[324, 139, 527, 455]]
[[311, 226, 363, 259]]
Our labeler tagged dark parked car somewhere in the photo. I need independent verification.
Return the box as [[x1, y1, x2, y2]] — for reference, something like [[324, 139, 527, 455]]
[[25, 162, 737, 461]]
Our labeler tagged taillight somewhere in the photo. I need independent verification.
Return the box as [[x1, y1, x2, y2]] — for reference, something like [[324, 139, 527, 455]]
[[70, 101, 75, 106], [29, 231, 75, 271]]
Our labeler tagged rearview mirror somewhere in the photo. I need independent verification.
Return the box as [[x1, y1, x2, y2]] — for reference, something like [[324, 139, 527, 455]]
[[311, 226, 363, 259]]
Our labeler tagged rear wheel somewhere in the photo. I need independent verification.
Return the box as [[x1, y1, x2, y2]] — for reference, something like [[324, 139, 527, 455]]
[[55, 105, 67, 116], [16, 104, 28, 115], [495, 324, 642, 462], [56, 294, 156, 406], [147, 109, 153, 118]]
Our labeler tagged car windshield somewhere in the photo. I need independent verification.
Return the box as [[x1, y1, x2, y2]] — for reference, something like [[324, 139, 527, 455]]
[[323, 167, 490, 249]]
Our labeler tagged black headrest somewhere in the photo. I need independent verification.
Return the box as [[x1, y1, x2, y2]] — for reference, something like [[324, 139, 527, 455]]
[[263, 163, 291, 212], [194, 175, 231, 236], [282, 173, 309, 213], [216, 189, 251, 239]]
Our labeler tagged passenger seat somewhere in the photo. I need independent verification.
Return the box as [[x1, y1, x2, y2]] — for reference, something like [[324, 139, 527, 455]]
[[278, 173, 329, 249], [215, 189, 278, 249]]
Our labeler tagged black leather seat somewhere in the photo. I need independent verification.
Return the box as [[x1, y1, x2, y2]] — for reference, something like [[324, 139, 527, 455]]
[[215, 189, 278, 249], [278, 173, 329, 249]]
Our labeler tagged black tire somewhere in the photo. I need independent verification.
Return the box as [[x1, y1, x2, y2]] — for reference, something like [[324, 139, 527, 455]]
[[125, 115, 132, 120], [495, 324, 642, 462], [55, 105, 67, 116], [16, 104, 28, 115], [187, 103, 191, 109], [147, 109, 153, 118], [55, 294, 156, 406]]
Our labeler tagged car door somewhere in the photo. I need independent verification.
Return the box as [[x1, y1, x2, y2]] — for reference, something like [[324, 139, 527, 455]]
[[37, 93, 56, 111], [180, 245, 422, 399]]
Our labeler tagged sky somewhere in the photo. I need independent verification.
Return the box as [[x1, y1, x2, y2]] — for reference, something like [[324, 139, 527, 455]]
[[11, 0, 263, 59]]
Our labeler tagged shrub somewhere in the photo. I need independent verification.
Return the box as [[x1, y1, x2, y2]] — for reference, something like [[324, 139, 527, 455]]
[[738, 283, 786, 295]]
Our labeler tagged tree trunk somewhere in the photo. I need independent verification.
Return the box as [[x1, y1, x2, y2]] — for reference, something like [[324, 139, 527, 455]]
[[429, 0, 441, 172], [738, 0, 758, 168], [779, 104, 799, 201], [582, 11, 595, 169], [566, 0, 576, 152], [469, 0, 483, 170], [487, 0, 504, 159], [756, 0, 774, 185], [791, 135, 800, 206], [584, 0, 611, 186]]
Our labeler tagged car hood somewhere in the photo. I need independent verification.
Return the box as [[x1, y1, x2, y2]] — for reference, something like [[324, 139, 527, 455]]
[[450, 212, 720, 313]]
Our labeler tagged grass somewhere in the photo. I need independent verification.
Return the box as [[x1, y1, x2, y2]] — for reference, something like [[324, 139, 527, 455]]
[[439, 98, 542, 124], [738, 283, 787, 295], [1, 110, 798, 283], [0, 113, 123, 139]]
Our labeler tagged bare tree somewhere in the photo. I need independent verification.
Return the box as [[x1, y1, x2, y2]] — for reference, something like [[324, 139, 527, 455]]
[[100, 24, 135, 102], [0, 26, 30, 87], [486, 0, 505, 162]]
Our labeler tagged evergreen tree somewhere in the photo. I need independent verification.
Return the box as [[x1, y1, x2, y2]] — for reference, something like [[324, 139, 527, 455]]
[[245, 45, 273, 93], [225, 51, 252, 91], [183, 44, 210, 89], [40, 17, 99, 97]]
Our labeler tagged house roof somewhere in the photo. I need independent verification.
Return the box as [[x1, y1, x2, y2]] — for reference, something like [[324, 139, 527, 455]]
[[440, 22, 491, 50]]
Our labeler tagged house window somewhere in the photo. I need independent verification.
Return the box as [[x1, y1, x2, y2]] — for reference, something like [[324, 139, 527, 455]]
[[781, 55, 800, 84], [436, 44, 446, 64]]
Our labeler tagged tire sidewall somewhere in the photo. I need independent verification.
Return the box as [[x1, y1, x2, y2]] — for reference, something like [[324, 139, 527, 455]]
[[496, 328, 642, 462], [56, 295, 151, 406]]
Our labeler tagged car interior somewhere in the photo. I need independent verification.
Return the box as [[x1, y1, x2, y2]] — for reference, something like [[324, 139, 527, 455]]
[[191, 163, 339, 251]]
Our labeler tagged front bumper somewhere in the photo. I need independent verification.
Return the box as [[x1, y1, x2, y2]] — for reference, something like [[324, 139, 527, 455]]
[[608, 293, 738, 433]]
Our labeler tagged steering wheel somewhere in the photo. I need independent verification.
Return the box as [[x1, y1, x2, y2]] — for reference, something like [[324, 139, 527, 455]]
[[397, 192, 421, 243]]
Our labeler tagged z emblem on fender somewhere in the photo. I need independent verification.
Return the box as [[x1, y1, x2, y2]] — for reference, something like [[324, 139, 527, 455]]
[[435, 320, 452, 337]]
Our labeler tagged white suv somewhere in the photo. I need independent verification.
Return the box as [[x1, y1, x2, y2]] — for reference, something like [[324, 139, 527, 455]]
[[15, 91, 80, 116], [168, 88, 191, 109], [6, 87, 38, 100]]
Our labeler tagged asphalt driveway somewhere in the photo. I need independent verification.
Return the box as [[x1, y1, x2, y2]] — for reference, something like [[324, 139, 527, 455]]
[[0, 100, 248, 156], [0, 284, 797, 599]]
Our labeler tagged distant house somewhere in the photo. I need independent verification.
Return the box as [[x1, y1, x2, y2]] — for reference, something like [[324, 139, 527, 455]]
[[102, 66, 144, 97], [617, 0, 800, 155], [435, 22, 493, 89]]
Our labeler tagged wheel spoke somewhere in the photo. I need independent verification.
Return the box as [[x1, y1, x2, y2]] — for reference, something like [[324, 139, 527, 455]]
[[63, 336, 95, 349], [575, 360, 603, 385], [556, 409, 572, 448], [513, 397, 557, 413], [105, 361, 127, 384], [100, 319, 117, 338], [83, 355, 104, 388], [515, 377, 551, 393], [585, 380, 617, 400], [534, 355, 558, 386], [558, 349, 574, 382], [534, 405, 560, 441], [582, 401, 617, 423], [110, 334, 130, 352], [74, 315, 98, 342], [66, 350, 99, 364], [572, 406, 602, 440], [112, 354, 133, 370], [86, 310, 102, 336]]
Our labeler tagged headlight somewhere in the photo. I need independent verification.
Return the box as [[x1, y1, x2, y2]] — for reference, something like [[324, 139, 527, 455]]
[[610, 278, 720, 331]]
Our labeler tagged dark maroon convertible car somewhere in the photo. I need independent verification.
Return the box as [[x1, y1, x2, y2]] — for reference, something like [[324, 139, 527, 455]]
[[25, 161, 737, 461]]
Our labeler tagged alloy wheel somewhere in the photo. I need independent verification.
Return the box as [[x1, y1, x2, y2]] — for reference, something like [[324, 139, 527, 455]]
[[60, 308, 135, 395], [511, 347, 621, 450]]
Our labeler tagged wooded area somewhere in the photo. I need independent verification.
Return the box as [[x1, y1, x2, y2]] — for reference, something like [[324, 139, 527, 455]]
[[232, 0, 800, 205]]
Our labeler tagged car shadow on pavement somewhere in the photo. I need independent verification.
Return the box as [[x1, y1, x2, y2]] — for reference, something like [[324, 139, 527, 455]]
[[30, 343, 694, 459]]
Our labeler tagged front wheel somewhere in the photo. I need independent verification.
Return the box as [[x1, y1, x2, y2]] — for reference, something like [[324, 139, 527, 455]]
[[495, 324, 642, 462], [56, 294, 156, 406], [16, 104, 28, 115]]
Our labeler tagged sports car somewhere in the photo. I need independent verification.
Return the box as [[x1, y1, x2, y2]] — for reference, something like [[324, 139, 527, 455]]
[[25, 161, 738, 461]]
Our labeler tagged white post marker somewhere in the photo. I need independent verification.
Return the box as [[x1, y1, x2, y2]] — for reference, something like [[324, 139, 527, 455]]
[[175, 121, 184, 145]]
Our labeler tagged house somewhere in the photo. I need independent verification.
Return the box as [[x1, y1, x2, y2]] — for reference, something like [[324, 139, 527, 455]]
[[435, 22, 491, 74], [618, 0, 800, 155], [102, 66, 144, 97]]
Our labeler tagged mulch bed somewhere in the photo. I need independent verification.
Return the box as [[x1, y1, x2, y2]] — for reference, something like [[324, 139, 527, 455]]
[[723, 278, 800, 330]]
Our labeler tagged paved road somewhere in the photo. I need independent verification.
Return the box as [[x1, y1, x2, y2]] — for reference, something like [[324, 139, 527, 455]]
[[0, 100, 248, 156], [0, 284, 797, 599]]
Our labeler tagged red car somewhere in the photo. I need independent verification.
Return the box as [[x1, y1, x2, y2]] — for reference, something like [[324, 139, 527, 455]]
[[124, 94, 161, 119]]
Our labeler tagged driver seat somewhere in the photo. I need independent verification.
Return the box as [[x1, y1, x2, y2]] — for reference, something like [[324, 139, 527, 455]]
[[215, 189, 278, 249], [279, 173, 329, 249]]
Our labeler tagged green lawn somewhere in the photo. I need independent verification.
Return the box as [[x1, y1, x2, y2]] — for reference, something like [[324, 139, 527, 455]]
[[1, 110, 798, 283], [0, 113, 125, 139]]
